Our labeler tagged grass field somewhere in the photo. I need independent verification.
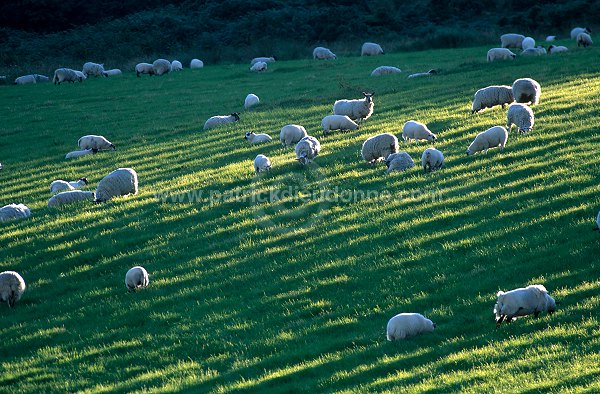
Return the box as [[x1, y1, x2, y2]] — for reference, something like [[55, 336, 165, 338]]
[[1, 41, 600, 393]]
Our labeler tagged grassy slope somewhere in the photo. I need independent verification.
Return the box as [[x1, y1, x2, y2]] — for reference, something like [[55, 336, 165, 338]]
[[1, 41, 600, 393]]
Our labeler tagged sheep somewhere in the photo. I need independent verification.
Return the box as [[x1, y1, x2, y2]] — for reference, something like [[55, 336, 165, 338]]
[[254, 154, 271, 174], [53, 68, 83, 84], [521, 46, 547, 56], [74, 70, 87, 81], [571, 27, 591, 40], [152, 59, 171, 76], [361, 42, 384, 56], [313, 46, 337, 60], [577, 33, 593, 47], [421, 148, 444, 173], [386, 313, 436, 341], [65, 149, 95, 159], [545, 35, 557, 42], [402, 121, 436, 144], [95, 168, 138, 203], [250, 62, 267, 72], [105, 69, 122, 76], [83, 62, 108, 77], [244, 94, 260, 109], [512, 78, 541, 105], [244, 132, 272, 144], [466, 126, 508, 155], [0, 203, 31, 222], [190, 59, 204, 69], [280, 124, 308, 147], [295, 136, 321, 165], [593, 210, 600, 231], [522, 36, 535, 50], [333, 92, 374, 123], [548, 45, 568, 54], [125, 266, 149, 292], [250, 56, 276, 66], [135, 63, 155, 77], [361, 133, 399, 164], [500, 33, 526, 48], [385, 152, 415, 173], [321, 115, 359, 135], [408, 69, 437, 78], [487, 48, 516, 62], [471, 85, 515, 114], [203, 113, 240, 131], [506, 103, 535, 134], [170, 60, 183, 71], [494, 284, 557, 327], [78, 135, 116, 151], [0, 271, 26, 308], [48, 190, 95, 207], [50, 177, 88, 194], [371, 66, 402, 76], [14, 74, 49, 85]]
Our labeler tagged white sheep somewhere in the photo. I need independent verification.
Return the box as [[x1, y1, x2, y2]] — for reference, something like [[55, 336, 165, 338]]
[[250, 62, 267, 72], [14, 74, 49, 85], [0, 203, 31, 222], [254, 154, 271, 174], [313, 46, 337, 60], [170, 60, 183, 71], [203, 113, 240, 130], [74, 70, 87, 81], [494, 284, 557, 327], [466, 126, 508, 155], [371, 66, 402, 76], [48, 190, 95, 207], [402, 120, 436, 144], [333, 92, 374, 123], [95, 168, 138, 203], [135, 63, 155, 77], [593, 210, 600, 231], [250, 56, 276, 66], [361, 133, 399, 164], [125, 266, 149, 292], [0, 271, 26, 308], [521, 46, 547, 56], [385, 152, 415, 173], [152, 59, 172, 76], [408, 69, 437, 78], [487, 48, 517, 62], [295, 136, 321, 165], [545, 35, 556, 42], [522, 36, 535, 50], [421, 148, 444, 173], [65, 149, 95, 159], [471, 85, 515, 114], [321, 115, 359, 135], [190, 59, 204, 69], [82, 62, 108, 77], [53, 68, 83, 84], [571, 27, 591, 40], [50, 177, 88, 194], [78, 135, 116, 151], [280, 124, 308, 147], [386, 313, 436, 341], [500, 33, 526, 48], [506, 103, 535, 134], [244, 132, 272, 144], [577, 33, 593, 47], [548, 45, 568, 54], [361, 42, 384, 56], [244, 94, 260, 109], [512, 78, 541, 105], [105, 69, 122, 76]]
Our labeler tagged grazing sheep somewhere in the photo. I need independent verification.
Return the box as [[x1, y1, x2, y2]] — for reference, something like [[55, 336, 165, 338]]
[[313, 46, 337, 60], [487, 48, 517, 62], [74, 71, 87, 81], [466, 126, 508, 155], [14, 74, 49, 85], [135, 63, 155, 77], [548, 45, 568, 54], [545, 35, 557, 41], [593, 210, 600, 231], [250, 62, 267, 72], [506, 103, 535, 134], [279, 124, 308, 147], [83, 62, 108, 77], [521, 46, 547, 56], [408, 69, 437, 78], [170, 60, 183, 71], [512, 78, 541, 105], [371, 66, 402, 76], [494, 284, 557, 327], [0, 203, 31, 222], [105, 69, 122, 76], [0, 271, 26, 308], [522, 36, 536, 50], [50, 177, 88, 194], [125, 266, 149, 292], [95, 168, 138, 203], [361, 42, 384, 56], [152, 59, 171, 76], [244, 94, 260, 109], [203, 113, 240, 131], [386, 313, 436, 341], [78, 135, 116, 151], [250, 56, 276, 66], [500, 33, 526, 48], [333, 92, 374, 123], [321, 115, 359, 135], [65, 149, 95, 159], [295, 136, 321, 165], [421, 148, 444, 173], [53, 68, 83, 84], [190, 59, 204, 69], [471, 85, 515, 114], [402, 120, 436, 144], [385, 152, 415, 173], [361, 133, 399, 164], [571, 27, 591, 40], [48, 190, 95, 207], [244, 132, 272, 144], [254, 154, 271, 174], [577, 33, 593, 47]]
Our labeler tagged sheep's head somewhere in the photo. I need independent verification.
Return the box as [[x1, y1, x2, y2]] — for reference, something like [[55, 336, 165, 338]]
[[232, 113, 241, 121], [297, 155, 308, 165], [428, 69, 437, 74], [80, 177, 89, 185], [429, 134, 437, 143], [110, 144, 116, 150], [244, 132, 254, 140], [466, 149, 472, 156]]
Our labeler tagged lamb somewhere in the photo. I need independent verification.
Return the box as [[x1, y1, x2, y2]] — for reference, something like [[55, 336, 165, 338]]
[[203, 113, 240, 130], [152, 59, 172, 76], [250, 56, 276, 66], [333, 92, 374, 123], [471, 85, 515, 113], [521, 46, 547, 56], [506, 103, 535, 134], [360, 133, 399, 164], [494, 284, 557, 327], [421, 148, 444, 173], [361, 42, 384, 56], [53, 68, 83, 84], [135, 63, 155, 77], [244, 132, 272, 144], [254, 154, 271, 174], [125, 266, 149, 292], [571, 27, 591, 40], [95, 168, 138, 203], [548, 45, 568, 54], [522, 36, 535, 50], [78, 135, 116, 151], [50, 177, 88, 194], [386, 313, 436, 341], [371, 66, 402, 76], [14, 74, 49, 85], [250, 62, 267, 72], [500, 33, 526, 48], [577, 33, 593, 47], [244, 94, 260, 109], [295, 136, 321, 165], [487, 48, 516, 62], [466, 126, 508, 155], [65, 149, 95, 159], [48, 190, 95, 207], [385, 152, 415, 173], [279, 124, 308, 147], [0, 203, 31, 222], [0, 271, 26, 308], [82, 62, 108, 77], [104, 69, 122, 76], [321, 115, 359, 135], [512, 78, 541, 105], [170, 60, 183, 71], [408, 69, 437, 78], [313, 47, 337, 60], [190, 59, 204, 69], [402, 120, 436, 144]]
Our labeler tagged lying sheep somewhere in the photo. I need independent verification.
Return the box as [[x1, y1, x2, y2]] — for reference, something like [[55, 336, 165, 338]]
[[78, 135, 116, 151], [295, 136, 321, 165], [125, 266, 149, 292], [280, 124, 308, 147], [471, 85, 514, 114], [487, 48, 517, 62], [466, 126, 508, 155], [522, 36, 535, 50], [0, 203, 31, 222], [0, 271, 26, 308], [500, 33, 526, 48], [135, 63, 155, 77], [53, 68, 83, 84], [65, 149, 95, 159], [313, 46, 337, 60], [82, 62, 108, 77], [494, 284, 557, 327], [402, 120, 436, 144], [250, 56, 276, 66], [105, 69, 122, 76], [244, 94, 260, 109], [95, 168, 138, 203], [548, 45, 568, 54], [506, 103, 535, 134], [361, 133, 399, 164], [571, 27, 591, 40], [386, 313, 436, 341], [361, 42, 384, 56], [408, 69, 437, 78], [244, 132, 272, 144], [170, 60, 183, 71], [371, 66, 402, 76], [14, 74, 49, 85], [203, 113, 240, 130], [385, 152, 415, 173], [190, 59, 204, 69], [254, 154, 271, 174], [321, 115, 359, 135], [152, 59, 171, 76], [421, 148, 444, 173], [50, 177, 88, 194], [521, 46, 547, 56], [333, 92, 374, 123], [512, 78, 541, 105], [48, 190, 95, 207], [250, 62, 267, 72], [577, 33, 593, 47]]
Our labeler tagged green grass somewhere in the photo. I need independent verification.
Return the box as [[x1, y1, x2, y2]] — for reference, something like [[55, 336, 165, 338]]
[[1, 41, 600, 393]]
